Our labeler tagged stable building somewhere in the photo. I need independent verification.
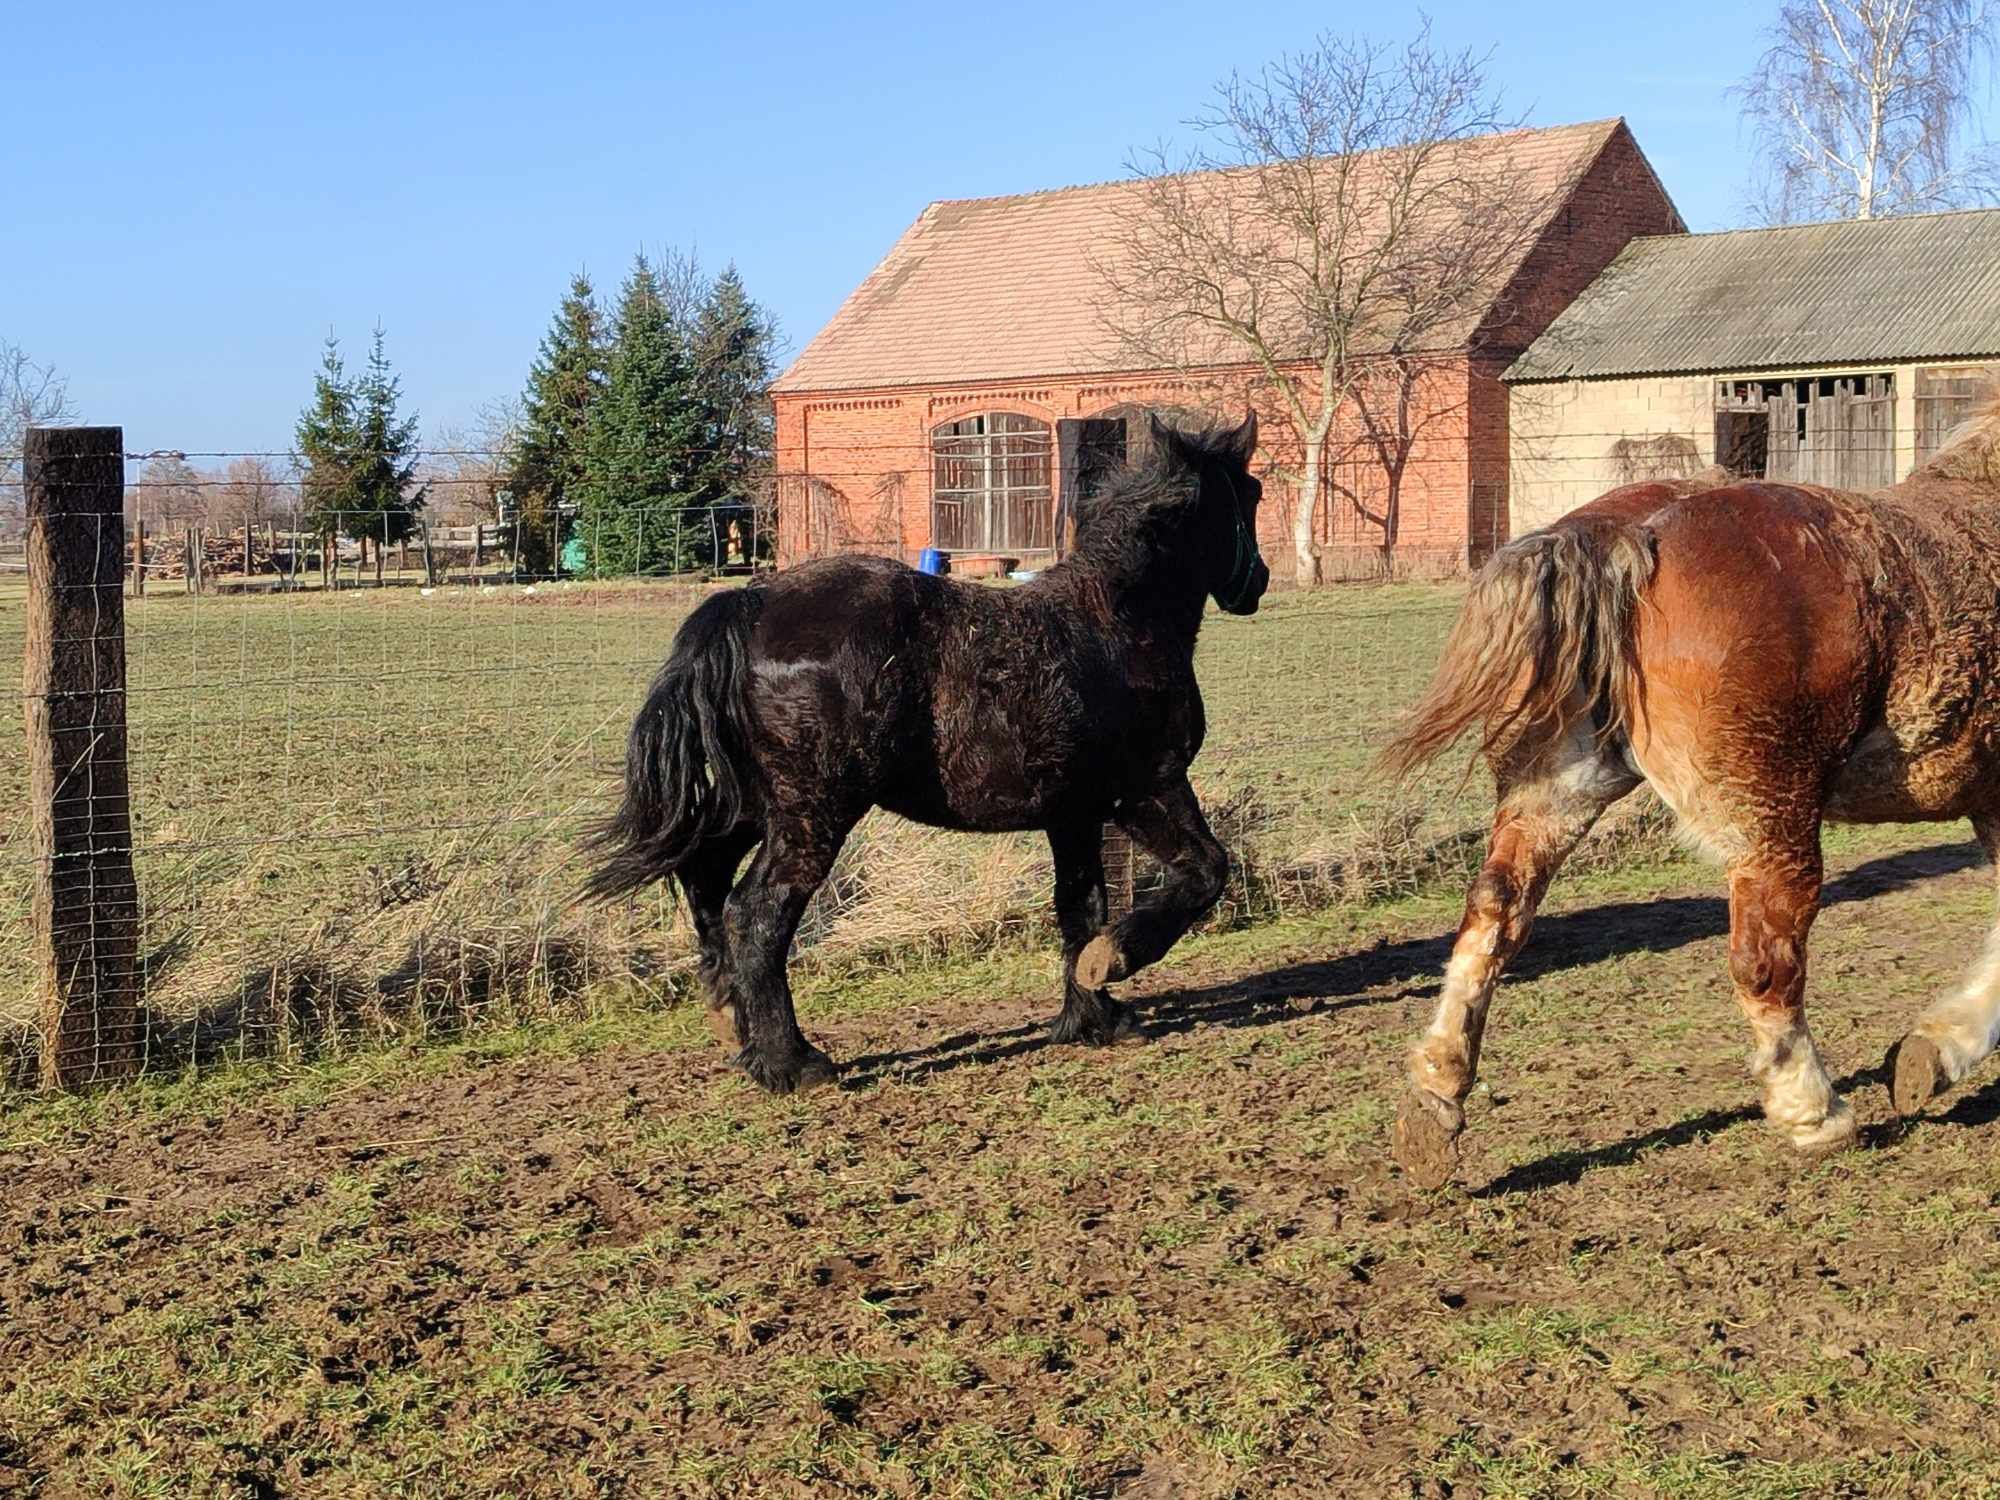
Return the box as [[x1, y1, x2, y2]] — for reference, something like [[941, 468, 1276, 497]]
[[771, 119, 1682, 580], [1506, 209, 2000, 532]]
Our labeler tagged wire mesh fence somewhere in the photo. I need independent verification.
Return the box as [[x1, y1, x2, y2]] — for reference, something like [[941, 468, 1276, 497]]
[[0, 432, 1741, 1086]]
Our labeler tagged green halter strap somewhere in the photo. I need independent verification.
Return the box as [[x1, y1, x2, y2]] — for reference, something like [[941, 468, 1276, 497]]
[[1213, 468, 1260, 612]]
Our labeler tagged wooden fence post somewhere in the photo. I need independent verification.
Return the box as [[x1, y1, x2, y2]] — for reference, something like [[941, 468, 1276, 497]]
[[23, 426, 143, 1088], [130, 517, 145, 597]]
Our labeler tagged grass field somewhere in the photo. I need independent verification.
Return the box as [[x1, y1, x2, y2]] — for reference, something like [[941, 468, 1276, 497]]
[[5, 575, 2000, 1494], [0, 576, 1480, 1062]]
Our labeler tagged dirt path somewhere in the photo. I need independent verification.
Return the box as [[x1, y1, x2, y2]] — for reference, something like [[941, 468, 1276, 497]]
[[3, 838, 2000, 1496]]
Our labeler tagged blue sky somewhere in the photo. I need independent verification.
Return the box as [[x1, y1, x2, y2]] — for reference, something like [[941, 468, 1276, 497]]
[[4, 1, 1991, 455]]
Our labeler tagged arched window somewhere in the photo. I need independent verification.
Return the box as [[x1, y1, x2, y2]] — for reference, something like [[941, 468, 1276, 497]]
[[931, 412, 1053, 553]]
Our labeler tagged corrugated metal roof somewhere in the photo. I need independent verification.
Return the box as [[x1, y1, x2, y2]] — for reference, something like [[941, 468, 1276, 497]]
[[1507, 209, 2000, 382]]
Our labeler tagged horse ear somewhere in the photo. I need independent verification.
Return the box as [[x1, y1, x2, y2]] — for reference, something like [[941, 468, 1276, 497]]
[[1230, 410, 1259, 462]]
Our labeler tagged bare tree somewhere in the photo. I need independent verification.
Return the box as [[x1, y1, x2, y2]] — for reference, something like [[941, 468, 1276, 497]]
[[1, 339, 78, 535], [652, 245, 710, 332], [423, 400, 519, 524], [210, 455, 295, 533], [1737, 0, 2000, 222], [134, 455, 207, 532], [1099, 25, 1573, 581]]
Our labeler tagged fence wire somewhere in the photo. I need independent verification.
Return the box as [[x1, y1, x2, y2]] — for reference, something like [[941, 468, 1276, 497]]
[[3, 441, 1693, 1085]]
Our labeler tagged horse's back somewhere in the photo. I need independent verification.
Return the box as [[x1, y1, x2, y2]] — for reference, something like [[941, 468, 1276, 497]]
[[1602, 480, 2000, 825], [749, 554, 930, 660]]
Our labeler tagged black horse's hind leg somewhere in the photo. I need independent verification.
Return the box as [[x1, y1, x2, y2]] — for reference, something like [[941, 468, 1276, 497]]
[[1046, 820, 1138, 1045], [676, 823, 760, 1051], [722, 813, 850, 1093], [1077, 778, 1228, 989]]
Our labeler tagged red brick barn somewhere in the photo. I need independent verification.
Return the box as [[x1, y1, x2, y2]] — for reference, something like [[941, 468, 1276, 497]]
[[771, 119, 1681, 582]]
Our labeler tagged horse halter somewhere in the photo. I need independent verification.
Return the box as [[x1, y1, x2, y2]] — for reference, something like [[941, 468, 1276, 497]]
[[1212, 465, 1262, 614]]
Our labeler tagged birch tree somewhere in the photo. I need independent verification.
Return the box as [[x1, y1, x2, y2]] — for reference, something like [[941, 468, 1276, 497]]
[[1737, 0, 2000, 221], [1099, 25, 1569, 581]]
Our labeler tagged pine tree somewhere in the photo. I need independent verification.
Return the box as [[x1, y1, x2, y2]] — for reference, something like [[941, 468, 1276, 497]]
[[349, 325, 426, 581], [688, 264, 778, 565], [295, 335, 363, 554], [508, 273, 606, 573], [576, 255, 705, 576]]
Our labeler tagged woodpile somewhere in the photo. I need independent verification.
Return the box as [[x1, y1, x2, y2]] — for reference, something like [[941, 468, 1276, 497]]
[[137, 527, 296, 588]]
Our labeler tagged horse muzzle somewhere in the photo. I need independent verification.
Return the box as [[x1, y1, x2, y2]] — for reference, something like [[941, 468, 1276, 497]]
[[1218, 558, 1270, 616]]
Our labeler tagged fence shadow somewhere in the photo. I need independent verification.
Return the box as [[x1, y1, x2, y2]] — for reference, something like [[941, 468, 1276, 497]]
[[114, 934, 681, 1075], [838, 838, 1986, 1090]]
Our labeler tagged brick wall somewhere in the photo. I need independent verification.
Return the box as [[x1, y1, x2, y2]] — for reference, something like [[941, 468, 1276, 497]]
[[1482, 122, 1686, 359], [775, 361, 1491, 583]]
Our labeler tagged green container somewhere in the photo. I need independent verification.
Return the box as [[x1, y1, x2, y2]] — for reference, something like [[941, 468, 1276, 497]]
[[560, 536, 588, 575]]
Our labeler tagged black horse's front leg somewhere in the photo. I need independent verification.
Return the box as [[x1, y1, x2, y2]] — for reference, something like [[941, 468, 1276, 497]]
[[1046, 820, 1139, 1045], [1075, 778, 1228, 989], [721, 814, 847, 1093]]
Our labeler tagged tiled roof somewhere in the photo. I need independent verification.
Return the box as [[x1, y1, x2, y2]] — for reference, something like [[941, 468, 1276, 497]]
[[774, 120, 1626, 394], [1508, 208, 2000, 381]]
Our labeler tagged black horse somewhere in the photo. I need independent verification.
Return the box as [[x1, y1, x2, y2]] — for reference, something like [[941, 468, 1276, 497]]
[[586, 414, 1268, 1092]]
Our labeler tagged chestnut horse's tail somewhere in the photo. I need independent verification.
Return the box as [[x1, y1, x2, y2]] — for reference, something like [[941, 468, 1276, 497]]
[[584, 587, 765, 900], [1380, 516, 1657, 777]]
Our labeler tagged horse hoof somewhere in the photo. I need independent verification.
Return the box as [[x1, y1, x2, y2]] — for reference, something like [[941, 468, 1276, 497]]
[[1051, 994, 1143, 1047], [733, 1044, 841, 1095], [1790, 1099, 1859, 1154], [1076, 936, 1127, 989], [705, 1002, 742, 1052], [1392, 1089, 1463, 1190], [1889, 1033, 1949, 1118]]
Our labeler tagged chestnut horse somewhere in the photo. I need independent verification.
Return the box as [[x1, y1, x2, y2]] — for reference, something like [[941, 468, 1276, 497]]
[[587, 416, 1267, 1093], [1383, 391, 2000, 1187]]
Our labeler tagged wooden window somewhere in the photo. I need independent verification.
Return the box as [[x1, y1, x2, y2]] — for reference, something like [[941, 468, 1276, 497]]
[[1714, 374, 1895, 489], [1917, 366, 1997, 463], [931, 413, 1054, 553]]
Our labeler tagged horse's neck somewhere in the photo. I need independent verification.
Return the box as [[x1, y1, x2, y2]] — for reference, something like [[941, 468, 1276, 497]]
[[1075, 540, 1207, 646]]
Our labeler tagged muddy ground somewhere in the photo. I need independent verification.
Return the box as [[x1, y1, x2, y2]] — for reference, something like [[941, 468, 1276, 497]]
[[4, 832, 2000, 1497]]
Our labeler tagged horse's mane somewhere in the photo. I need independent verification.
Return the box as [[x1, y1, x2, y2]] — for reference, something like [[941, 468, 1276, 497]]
[[1916, 383, 2000, 484], [1071, 423, 1239, 545]]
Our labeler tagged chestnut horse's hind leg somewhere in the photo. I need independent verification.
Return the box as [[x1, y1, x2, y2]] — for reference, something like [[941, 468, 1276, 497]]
[[676, 823, 761, 1051], [1075, 778, 1228, 994], [1392, 766, 1626, 1189], [722, 812, 852, 1094], [1046, 820, 1137, 1045], [1726, 835, 1854, 1151], [1890, 812, 2000, 1117]]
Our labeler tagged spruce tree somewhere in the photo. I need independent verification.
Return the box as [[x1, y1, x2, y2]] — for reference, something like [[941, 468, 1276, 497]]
[[688, 264, 778, 565], [576, 254, 705, 576], [508, 273, 606, 573], [351, 326, 427, 582], [295, 335, 363, 557]]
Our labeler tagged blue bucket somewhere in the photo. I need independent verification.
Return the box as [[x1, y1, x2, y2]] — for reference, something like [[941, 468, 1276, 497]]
[[917, 547, 947, 576]]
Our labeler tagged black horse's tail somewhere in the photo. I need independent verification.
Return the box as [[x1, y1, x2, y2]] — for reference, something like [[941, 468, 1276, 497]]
[[584, 588, 764, 900]]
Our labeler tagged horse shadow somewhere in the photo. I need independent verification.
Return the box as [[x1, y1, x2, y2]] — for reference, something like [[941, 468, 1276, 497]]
[[838, 838, 1990, 1107], [1476, 1060, 2000, 1198]]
